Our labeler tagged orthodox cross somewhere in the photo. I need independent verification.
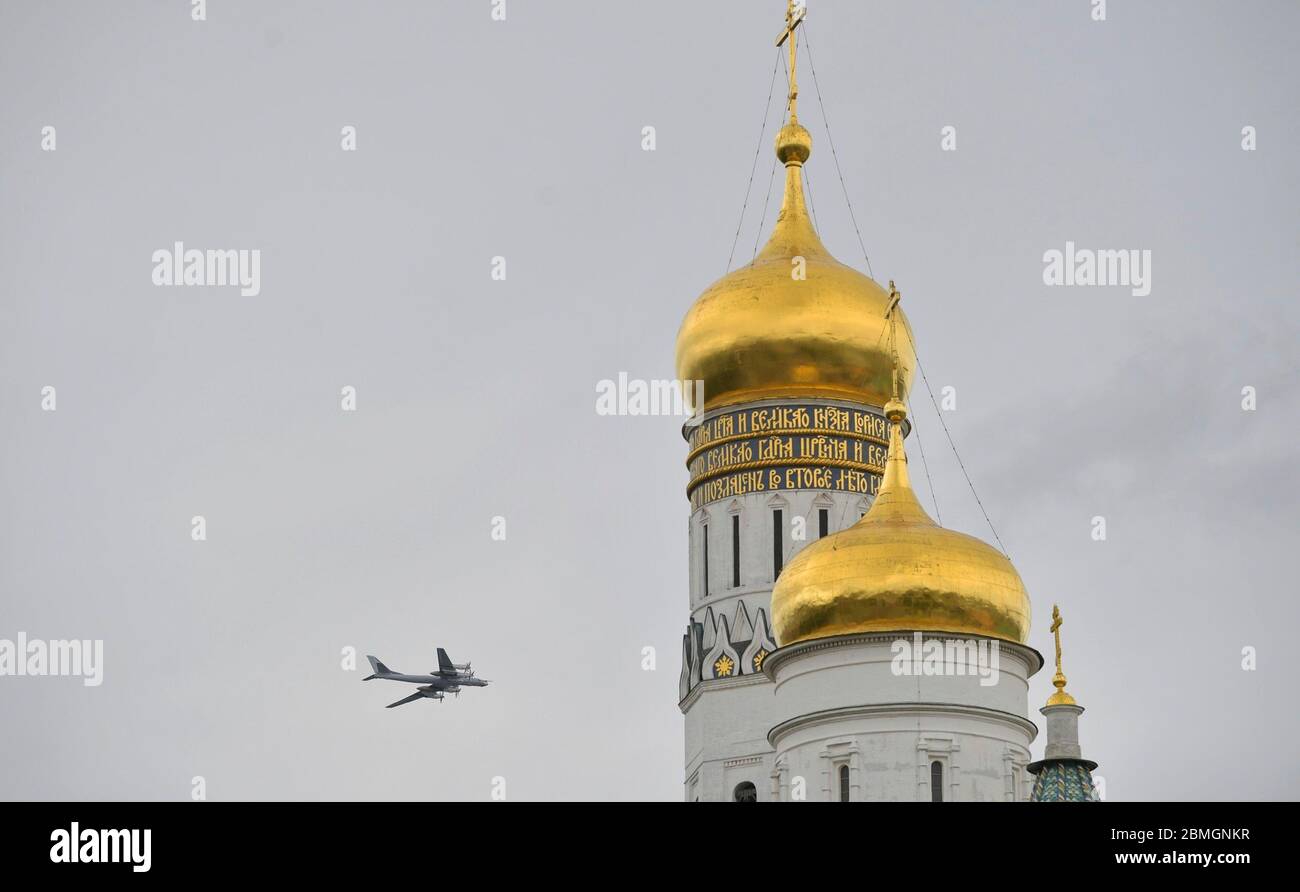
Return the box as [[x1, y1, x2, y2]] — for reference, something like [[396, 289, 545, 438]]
[[774, 1, 808, 120], [885, 280, 901, 400], [1050, 604, 1065, 676], [1048, 605, 1077, 704]]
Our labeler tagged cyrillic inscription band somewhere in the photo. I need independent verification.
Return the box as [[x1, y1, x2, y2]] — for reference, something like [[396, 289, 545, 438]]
[[686, 404, 891, 509], [689, 404, 888, 450]]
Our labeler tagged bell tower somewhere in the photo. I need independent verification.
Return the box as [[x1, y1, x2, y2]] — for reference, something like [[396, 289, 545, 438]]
[[674, 1, 915, 802]]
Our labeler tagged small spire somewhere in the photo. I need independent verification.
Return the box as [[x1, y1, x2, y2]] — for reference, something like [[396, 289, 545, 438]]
[[1028, 605, 1098, 798], [867, 284, 933, 527], [1047, 604, 1078, 706]]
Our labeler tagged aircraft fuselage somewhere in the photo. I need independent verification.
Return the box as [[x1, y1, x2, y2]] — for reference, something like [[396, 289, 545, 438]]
[[380, 672, 488, 688]]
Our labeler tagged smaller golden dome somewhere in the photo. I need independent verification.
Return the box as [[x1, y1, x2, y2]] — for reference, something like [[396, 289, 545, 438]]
[[771, 401, 1032, 647]]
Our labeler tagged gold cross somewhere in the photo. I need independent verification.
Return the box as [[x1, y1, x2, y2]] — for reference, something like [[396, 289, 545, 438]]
[[1047, 604, 1075, 705], [1050, 604, 1064, 674], [774, 1, 807, 119], [885, 280, 901, 400]]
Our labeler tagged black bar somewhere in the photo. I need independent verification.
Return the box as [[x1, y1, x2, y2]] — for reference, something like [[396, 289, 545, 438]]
[[0, 802, 1282, 877]]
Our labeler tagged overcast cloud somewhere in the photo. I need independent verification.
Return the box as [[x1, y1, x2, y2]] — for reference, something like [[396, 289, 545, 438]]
[[1, 0, 1296, 800]]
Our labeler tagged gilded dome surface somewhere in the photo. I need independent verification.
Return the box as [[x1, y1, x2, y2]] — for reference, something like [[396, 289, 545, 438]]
[[675, 123, 915, 412], [770, 401, 1031, 646]]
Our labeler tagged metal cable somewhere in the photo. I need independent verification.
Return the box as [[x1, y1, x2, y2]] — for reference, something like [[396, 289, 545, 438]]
[[801, 26, 875, 280], [800, 25, 1004, 553], [906, 327, 1010, 557], [731, 20, 1005, 557], [909, 415, 942, 524], [751, 147, 781, 263], [803, 166, 820, 233], [726, 48, 783, 272], [751, 49, 793, 263]]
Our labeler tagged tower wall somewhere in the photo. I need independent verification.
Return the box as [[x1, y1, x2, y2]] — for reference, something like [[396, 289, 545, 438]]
[[679, 397, 891, 801], [764, 635, 1041, 802]]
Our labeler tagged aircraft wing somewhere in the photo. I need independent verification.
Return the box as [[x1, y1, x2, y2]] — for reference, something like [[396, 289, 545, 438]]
[[436, 647, 456, 674], [385, 692, 426, 709]]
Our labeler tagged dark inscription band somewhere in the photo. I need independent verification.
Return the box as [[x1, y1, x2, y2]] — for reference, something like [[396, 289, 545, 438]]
[[686, 404, 891, 510]]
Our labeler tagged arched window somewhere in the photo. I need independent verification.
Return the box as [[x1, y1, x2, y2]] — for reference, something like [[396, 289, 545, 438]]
[[772, 509, 783, 579], [731, 514, 741, 588], [931, 761, 944, 802], [839, 764, 850, 802], [702, 523, 709, 596], [733, 781, 757, 803]]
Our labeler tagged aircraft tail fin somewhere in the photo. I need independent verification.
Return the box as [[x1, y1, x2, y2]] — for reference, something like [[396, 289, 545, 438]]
[[366, 655, 393, 678], [436, 647, 455, 674]]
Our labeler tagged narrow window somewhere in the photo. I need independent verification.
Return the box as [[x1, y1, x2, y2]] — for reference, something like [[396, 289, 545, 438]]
[[702, 524, 709, 597], [839, 764, 850, 802], [819, 508, 829, 538], [931, 761, 944, 802], [772, 509, 783, 579], [731, 514, 740, 588]]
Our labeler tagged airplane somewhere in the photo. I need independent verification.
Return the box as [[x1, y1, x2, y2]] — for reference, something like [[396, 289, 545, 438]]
[[364, 647, 490, 708]]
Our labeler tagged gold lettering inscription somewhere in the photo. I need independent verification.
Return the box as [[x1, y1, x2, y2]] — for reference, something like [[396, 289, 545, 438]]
[[757, 436, 794, 460], [690, 404, 888, 451], [754, 406, 810, 432], [833, 468, 880, 494], [797, 435, 847, 461], [686, 404, 893, 507], [812, 406, 851, 431], [783, 467, 833, 489]]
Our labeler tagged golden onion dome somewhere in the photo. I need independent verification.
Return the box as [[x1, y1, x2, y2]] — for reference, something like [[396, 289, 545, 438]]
[[675, 122, 916, 412], [770, 399, 1032, 647]]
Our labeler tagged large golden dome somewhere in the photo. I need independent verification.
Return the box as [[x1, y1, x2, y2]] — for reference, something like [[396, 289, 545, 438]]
[[675, 122, 916, 412], [770, 399, 1031, 647]]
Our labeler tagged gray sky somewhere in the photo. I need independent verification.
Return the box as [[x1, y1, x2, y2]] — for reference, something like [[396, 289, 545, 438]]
[[1, 0, 1296, 801]]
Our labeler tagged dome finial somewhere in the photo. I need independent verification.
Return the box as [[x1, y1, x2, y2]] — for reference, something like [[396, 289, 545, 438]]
[[774, 2, 812, 166], [1047, 604, 1078, 706]]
